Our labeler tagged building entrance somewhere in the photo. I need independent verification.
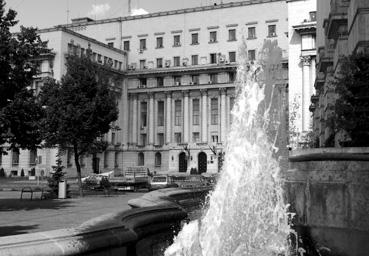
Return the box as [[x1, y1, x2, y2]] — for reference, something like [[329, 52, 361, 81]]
[[179, 152, 187, 172], [198, 152, 207, 174], [92, 157, 100, 174]]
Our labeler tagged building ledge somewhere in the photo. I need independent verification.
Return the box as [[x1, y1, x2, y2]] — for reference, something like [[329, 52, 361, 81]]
[[126, 63, 238, 76], [293, 21, 316, 35], [324, 13, 348, 40]]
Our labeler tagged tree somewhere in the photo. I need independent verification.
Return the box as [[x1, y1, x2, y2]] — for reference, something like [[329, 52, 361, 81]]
[[331, 53, 369, 146], [0, 0, 49, 154], [40, 54, 119, 196]]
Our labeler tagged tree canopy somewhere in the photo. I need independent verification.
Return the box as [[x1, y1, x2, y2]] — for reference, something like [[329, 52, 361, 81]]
[[40, 54, 119, 195], [332, 53, 369, 146], [0, 0, 49, 153]]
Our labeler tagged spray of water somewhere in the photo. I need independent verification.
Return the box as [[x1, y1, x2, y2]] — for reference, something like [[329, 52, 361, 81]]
[[165, 45, 293, 256]]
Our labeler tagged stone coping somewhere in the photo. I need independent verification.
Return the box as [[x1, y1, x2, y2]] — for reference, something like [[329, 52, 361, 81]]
[[289, 147, 369, 162], [0, 206, 187, 256]]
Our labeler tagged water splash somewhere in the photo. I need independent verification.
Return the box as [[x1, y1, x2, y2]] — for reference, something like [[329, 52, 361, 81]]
[[165, 51, 293, 256]]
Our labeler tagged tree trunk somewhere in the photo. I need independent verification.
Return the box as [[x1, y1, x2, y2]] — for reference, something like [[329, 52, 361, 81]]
[[73, 144, 83, 197]]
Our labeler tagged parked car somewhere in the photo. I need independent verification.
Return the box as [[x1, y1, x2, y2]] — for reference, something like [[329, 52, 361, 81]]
[[81, 171, 114, 190], [148, 175, 179, 191]]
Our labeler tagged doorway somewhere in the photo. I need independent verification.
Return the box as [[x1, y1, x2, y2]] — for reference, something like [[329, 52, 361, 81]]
[[198, 152, 207, 174], [179, 152, 187, 172]]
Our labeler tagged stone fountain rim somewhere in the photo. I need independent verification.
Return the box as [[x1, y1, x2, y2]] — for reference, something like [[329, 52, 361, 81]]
[[289, 147, 369, 162]]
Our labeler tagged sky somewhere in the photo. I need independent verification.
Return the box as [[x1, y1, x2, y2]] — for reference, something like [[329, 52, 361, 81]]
[[5, 0, 244, 31]]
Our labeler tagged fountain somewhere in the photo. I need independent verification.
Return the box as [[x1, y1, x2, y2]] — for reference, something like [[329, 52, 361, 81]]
[[165, 40, 294, 256]]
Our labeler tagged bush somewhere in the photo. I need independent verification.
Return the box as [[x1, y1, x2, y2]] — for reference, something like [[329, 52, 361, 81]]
[[47, 159, 65, 197], [0, 168, 5, 178]]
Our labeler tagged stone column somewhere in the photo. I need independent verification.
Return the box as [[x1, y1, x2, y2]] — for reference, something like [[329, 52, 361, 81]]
[[132, 94, 138, 145], [148, 93, 155, 145], [121, 79, 129, 147], [166, 92, 172, 144], [301, 56, 311, 132], [183, 90, 189, 143], [220, 88, 227, 143], [201, 89, 208, 143]]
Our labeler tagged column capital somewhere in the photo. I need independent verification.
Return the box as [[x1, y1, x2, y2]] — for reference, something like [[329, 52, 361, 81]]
[[200, 89, 207, 96], [129, 93, 138, 100], [219, 88, 227, 95], [182, 90, 189, 97], [165, 91, 172, 98], [147, 92, 154, 99], [300, 55, 312, 66]]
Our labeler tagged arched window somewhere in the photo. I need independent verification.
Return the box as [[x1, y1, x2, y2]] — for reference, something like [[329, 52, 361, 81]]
[[138, 152, 145, 166], [155, 152, 162, 167]]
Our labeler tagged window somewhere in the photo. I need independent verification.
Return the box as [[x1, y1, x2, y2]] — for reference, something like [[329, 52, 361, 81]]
[[173, 35, 181, 46], [111, 132, 116, 145], [140, 134, 147, 146], [157, 134, 164, 146], [212, 135, 219, 143], [107, 42, 114, 47], [29, 149, 37, 166], [268, 24, 277, 37], [155, 152, 162, 166], [139, 38, 146, 50], [104, 151, 108, 168], [139, 78, 147, 87], [138, 152, 144, 166], [211, 98, 219, 125], [97, 54, 102, 63], [192, 99, 200, 125], [123, 40, 130, 51], [229, 51, 236, 63], [114, 152, 119, 168], [209, 31, 217, 43], [191, 55, 198, 65], [229, 72, 236, 82], [210, 73, 218, 84], [140, 102, 147, 128], [118, 62, 122, 70], [228, 29, 236, 41], [114, 60, 118, 69], [157, 77, 164, 87], [191, 75, 199, 85], [140, 59, 146, 69], [193, 132, 200, 143], [157, 58, 163, 68], [156, 37, 163, 48], [173, 56, 180, 67], [67, 149, 72, 167], [174, 76, 181, 86], [175, 100, 182, 126], [104, 56, 108, 65], [230, 97, 235, 124], [248, 27, 256, 39], [157, 101, 164, 126], [248, 50, 256, 61], [191, 33, 199, 44], [0, 148, 2, 166], [174, 133, 182, 143], [210, 53, 217, 64]]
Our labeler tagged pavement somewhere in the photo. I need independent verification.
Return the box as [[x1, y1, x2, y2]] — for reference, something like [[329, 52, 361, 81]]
[[0, 191, 144, 237]]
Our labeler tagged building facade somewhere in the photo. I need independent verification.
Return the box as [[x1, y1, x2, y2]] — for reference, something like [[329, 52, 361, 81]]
[[312, 0, 369, 146], [287, 0, 317, 148], [1, 0, 290, 177], [0, 27, 127, 177], [67, 0, 288, 174]]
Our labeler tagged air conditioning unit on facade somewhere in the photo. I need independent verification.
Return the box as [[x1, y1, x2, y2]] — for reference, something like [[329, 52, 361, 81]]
[[189, 81, 194, 85], [139, 49, 144, 54], [129, 63, 137, 70], [175, 81, 181, 86], [165, 60, 171, 67], [225, 60, 230, 65], [219, 55, 226, 63]]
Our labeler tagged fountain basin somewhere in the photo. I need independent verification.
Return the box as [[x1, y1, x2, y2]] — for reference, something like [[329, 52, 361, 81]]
[[0, 206, 187, 256], [286, 147, 369, 256]]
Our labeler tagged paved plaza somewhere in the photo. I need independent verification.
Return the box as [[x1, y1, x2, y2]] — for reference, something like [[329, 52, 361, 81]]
[[0, 191, 144, 237]]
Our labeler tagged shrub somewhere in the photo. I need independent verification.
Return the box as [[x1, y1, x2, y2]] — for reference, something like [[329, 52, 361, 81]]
[[47, 159, 65, 197]]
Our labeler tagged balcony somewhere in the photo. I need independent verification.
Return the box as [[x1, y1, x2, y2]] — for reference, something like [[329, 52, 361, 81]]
[[317, 47, 334, 73], [325, 0, 349, 40]]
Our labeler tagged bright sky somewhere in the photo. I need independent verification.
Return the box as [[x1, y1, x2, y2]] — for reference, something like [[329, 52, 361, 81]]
[[6, 0, 243, 31]]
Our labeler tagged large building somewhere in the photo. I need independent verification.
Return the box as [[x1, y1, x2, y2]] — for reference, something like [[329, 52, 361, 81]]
[[312, 0, 369, 146], [287, 0, 317, 148], [1, 0, 290, 177]]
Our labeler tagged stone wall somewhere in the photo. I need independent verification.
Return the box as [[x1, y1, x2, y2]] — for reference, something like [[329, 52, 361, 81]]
[[285, 148, 369, 256]]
